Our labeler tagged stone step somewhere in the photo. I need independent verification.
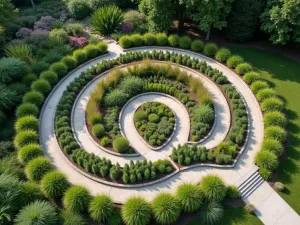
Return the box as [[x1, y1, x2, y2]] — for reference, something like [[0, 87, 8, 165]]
[[240, 174, 264, 198], [238, 171, 260, 191]]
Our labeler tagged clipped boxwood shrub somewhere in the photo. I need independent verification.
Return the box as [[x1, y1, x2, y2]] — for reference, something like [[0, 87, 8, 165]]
[[68, 0, 91, 20], [250, 80, 269, 94], [261, 97, 284, 112], [215, 48, 231, 63], [50, 62, 68, 79], [130, 34, 143, 47], [179, 36, 192, 49], [16, 103, 39, 118], [156, 33, 168, 46], [256, 88, 276, 101], [264, 126, 286, 142], [15, 115, 39, 132], [121, 196, 152, 225], [40, 71, 58, 85], [204, 43, 218, 57], [18, 144, 43, 164], [63, 185, 92, 213], [264, 111, 286, 127], [143, 33, 156, 45], [148, 113, 160, 123], [113, 137, 129, 153], [261, 139, 283, 156], [73, 50, 88, 64], [100, 137, 110, 147], [92, 124, 105, 138], [84, 44, 99, 59], [235, 63, 252, 75], [255, 150, 278, 171], [25, 157, 53, 181], [134, 111, 147, 122], [226, 55, 244, 69], [168, 34, 180, 47], [41, 170, 69, 198], [191, 40, 204, 52], [22, 91, 44, 108], [200, 175, 226, 202], [96, 42, 108, 54], [89, 194, 114, 222], [31, 79, 51, 95], [175, 183, 203, 213], [152, 192, 181, 224], [119, 35, 132, 49], [61, 56, 78, 70], [243, 72, 259, 84]]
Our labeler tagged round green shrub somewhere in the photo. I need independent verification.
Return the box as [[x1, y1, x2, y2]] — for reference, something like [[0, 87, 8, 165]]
[[40, 71, 58, 85], [14, 130, 38, 149], [31, 61, 50, 76], [261, 97, 284, 112], [130, 34, 143, 47], [84, 44, 99, 59], [156, 33, 168, 46], [122, 196, 152, 225], [50, 62, 68, 79], [15, 115, 39, 132], [204, 43, 218, 57], [16, 103, 39, 118], [104, 89, 128, 107], [113, 137, 129, 153], [168, 34, 180, 47], [23, 73, 38, 86], [31, 79, 51, 95], [63, 185, 92, 213], [96, 42, 108, 54], [100, 137, 110, 147], [243, 72, 260, 84], [61, 56, 78, 70], [148, 113, 160, 123], [261, 139, 283, 156], [226, 185, 240, 199], [19, 182, 44, 206], [255, 150, 278, 171], [25, 157, 53, 181], [259, 168, 272, 180], [119, 36, 132, 49], [73, 50, 88, 64], [264, 111, 286, 127], [235, 63, 252, 75], [264, 126, 287, 142], [179, 36, 192, 49], [15, 200, 58, 225], [191, 40, 204, 52], [41, 171, 69, 198], [215, 48, 231, 63], [68, 0, 91, 20], [199, 201, 224, 225], [175, 183, 203, 213], [200, 175, 226, 202], [142, 33, 156, 45], [89, 194, 114, 222], [60, 211, 86, 225], [152, 192, 181, 224], [134, 111, 147, 122], [92, 124, 105, 138], [49, 29, 69, 43], [18, 144, 43, 164], [256, 88, 276, 101], [250, 80, 269, 94], [119, 76, 144, 96], [23, 91, 44, 108], [226, 55, 244, 69]]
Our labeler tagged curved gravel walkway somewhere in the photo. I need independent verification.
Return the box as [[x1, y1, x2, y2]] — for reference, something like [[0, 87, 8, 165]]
[[39, 43, 300, 224]]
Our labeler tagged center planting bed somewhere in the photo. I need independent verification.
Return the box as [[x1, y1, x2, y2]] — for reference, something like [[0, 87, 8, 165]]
[[134, 102, 175, 147]]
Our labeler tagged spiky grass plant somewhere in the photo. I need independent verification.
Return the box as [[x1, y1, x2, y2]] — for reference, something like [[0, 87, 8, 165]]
[[261, 139, 283, 156], [261, 97, 284, 112], [0, 84, 18, 111], [264, 111, 286, 128], [5, 44, 34, 65], [256, 88, 276, 101], [151, 192, 181, 225], [90, 6, 124, 35], [41, 171, 69, 198], [199, 175, 226, 202], [15, 116, 39, 132], [63, 185, 91, 213], [14, 130, 38, 149], [199, 201, 224, 225], [107, 209, 122, 225], [25, 157, 53, 181], [121, 196, 152, 225], [89, 194, 114, 222], [255, 150, 278, 171], [14, 200, 58, 225], [264, 126, 287, 142], [60, 210, 86, 225], [18, 144, 43, 164], [22, 91, 44, 108], [175, 183, 203, 213], [19, 182, 44, 206]]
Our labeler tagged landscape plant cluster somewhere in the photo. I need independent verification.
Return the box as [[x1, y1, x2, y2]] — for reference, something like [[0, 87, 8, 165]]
[[134, 102, 175, 146]]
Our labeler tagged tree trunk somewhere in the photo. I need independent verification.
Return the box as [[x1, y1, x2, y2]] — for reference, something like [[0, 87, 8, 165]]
[[178, 8, 185, 34], [206, 27, 211, 40], [30, 0, 35, 8]]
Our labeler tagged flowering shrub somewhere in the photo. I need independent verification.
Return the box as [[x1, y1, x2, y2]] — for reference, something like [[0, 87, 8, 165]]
[[120, 23, 133, 32], [16, 28, 33, 39], [34, 16, 54, 31], [69, 37, 88, 48]]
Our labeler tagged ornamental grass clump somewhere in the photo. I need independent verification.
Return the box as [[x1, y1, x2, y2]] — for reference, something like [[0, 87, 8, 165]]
[[152, 192, 181, 224], [215, 48, 231, 63], [40, 71, 58, 85], [25, 157, 53, 181], [73, 50, 88, 64], [50, 62, 68, 79], [264, 126, 286, 142], [199, 201, 224, 225], [243, 72, 260, 84], [119, 36, 132, 49], [41, 170, 69, 198], [18, 144, 43, 164], [255, 150, 278, 171], [143, 33, 156, 45], [168, 34, 180, 47], [130, 34, 144, 47], [14, 130, 38, 149], [175, 183, 203, 213], [264, 111, 286, 127], [199, 175, 226, 202], [121, 196, 152, 225], [235, 63, 252, 75], [256, 88, 276, 101], [226, 55, 244, 69], [250, 80, 269, 94], [19, 182, 44, 206], [84, 44, 99, 59], [31, 79, 51, 95], [226, 185, 240, 199], [16, 103, 39, 118], [156, 33, 168, 46], [261, 97, 284, 112], [89, 194, 114, 222], [261, 139, 283, 156], [60, 210, 86, 225], [92, 124, 105, 138], [119, 76, 144, 96], [22, 91, 44, 108], [104, 89, 128, 107], [61, 56, 78, 70], [63, 185, 92, 213], [15, 115, 39, 132]]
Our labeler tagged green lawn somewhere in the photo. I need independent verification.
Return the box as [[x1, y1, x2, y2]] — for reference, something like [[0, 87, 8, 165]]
[[230, 47, 300, 214], [188, 205, 263, 225]]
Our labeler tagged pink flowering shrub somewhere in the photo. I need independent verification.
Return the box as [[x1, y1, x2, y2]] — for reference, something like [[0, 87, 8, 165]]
[[120, 23, 133, 32], [16, 28, 33, 39], [69, 37, 88, 48], [34, 16, 54, 31]]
